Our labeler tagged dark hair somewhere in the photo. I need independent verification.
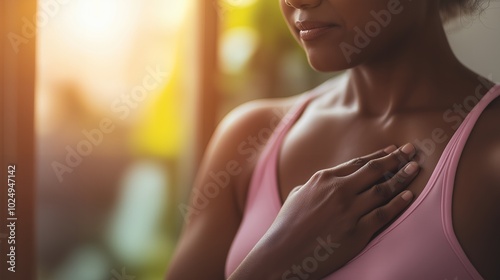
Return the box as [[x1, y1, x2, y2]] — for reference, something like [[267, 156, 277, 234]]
[[440, 0, 489, 22]]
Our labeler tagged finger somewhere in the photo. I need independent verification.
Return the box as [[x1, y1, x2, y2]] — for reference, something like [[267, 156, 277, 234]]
[[355, 161, 419, 215], [328, 145, 397, 177], [358, 190, 414, 236], [346, 143, 416, 193]]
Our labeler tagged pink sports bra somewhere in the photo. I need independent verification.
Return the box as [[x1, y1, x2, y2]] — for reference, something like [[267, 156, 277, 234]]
[[225, 82, 500, 280]]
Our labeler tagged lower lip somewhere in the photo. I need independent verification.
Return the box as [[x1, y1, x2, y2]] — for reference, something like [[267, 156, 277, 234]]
[[299, 26, 337, 41]]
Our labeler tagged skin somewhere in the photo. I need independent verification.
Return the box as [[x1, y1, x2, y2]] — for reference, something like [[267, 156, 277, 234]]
[[167, 0, 500, 279]]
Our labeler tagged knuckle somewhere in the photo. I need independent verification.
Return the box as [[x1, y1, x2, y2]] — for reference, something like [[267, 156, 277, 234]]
[[290, 185, 302, 194], [349, 157, 367, 166], [381, 152, 408, 172], [309, 170, 342, 190], [387, 152, 403, 165], [311, 169, 328, 181], [393, 172, 408, 184], [392, 151, 409, 167], [373, 183, 391, 199], [386, 172, 410, 193], [385, 178, 399, 194], [382, 171, 395, 182], [366, 159, 383, 171]]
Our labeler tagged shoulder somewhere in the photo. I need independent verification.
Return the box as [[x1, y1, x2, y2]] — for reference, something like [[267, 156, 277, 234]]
[[450, 87, 500, 279], [216, 95, 302, 143], [472, 89, 500, 186], [219, 74, 348, 165], [199, 94, 306, 212], [167, 94, 309, 280], [201, 75, 343, 211], [212, 75, 346, 158], [193, 74, 343, 217], [460, 88, 500, 204], [454, 84, 500, 213], [464, 87, 500, 217], [209, 94, 303, 164]]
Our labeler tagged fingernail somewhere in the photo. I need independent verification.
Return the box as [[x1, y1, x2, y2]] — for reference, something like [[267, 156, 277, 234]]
[[404, 162, 419, 175], [402, 191, 414, 202], [401, 143, 415, 157], [384, 145, 397, 153]]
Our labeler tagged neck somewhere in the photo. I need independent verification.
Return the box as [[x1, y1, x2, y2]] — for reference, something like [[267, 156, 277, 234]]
[[343, 9, 481, 119]]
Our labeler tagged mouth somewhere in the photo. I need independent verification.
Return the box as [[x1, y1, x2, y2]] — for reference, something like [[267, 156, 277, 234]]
[[295, 21, 339, 41]]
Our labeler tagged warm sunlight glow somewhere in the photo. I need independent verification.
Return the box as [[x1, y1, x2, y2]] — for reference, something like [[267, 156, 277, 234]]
[[158, 0, 190, 29], [220, 27, 259, 73], [224, 0, 258, 8], [62, 0, 137, 41]]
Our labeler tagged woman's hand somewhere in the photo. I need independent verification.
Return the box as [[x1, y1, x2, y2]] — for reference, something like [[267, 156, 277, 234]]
[[229, 143, 419, 280]]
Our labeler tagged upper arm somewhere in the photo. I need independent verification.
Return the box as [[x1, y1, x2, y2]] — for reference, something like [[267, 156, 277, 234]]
[[475, 138, 500, 280], [166, 97, 297, 280], [455, 99, 500, 279]]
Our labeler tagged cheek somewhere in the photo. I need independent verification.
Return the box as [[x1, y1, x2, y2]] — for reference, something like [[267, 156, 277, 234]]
[[303, 0, 423, 71]]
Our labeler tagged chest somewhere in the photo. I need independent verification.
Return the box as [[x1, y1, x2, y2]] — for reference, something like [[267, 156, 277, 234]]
[[276, 109, 498, 278], [277, 113, 453, 201]]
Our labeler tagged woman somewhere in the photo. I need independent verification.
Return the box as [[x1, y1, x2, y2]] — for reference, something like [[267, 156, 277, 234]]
[[167, 0, 499, 279]]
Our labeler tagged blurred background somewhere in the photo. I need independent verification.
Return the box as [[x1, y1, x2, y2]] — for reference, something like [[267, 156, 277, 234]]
[[33, 0, 500, 279]]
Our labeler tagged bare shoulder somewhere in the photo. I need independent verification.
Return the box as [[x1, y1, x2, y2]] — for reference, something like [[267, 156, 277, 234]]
[[216, 95, 302, 147], [213, 94, 304, 164], [167, 74, 341, 279], [455, 92, 500, 279], [459, 87, 500, 192], [213, 95, 305, 209], [166, 94, 304, 280], [471, 94, 500, 191]]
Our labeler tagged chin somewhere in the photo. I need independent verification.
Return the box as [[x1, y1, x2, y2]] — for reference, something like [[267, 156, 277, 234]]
[[305, 49, 360, 72]]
